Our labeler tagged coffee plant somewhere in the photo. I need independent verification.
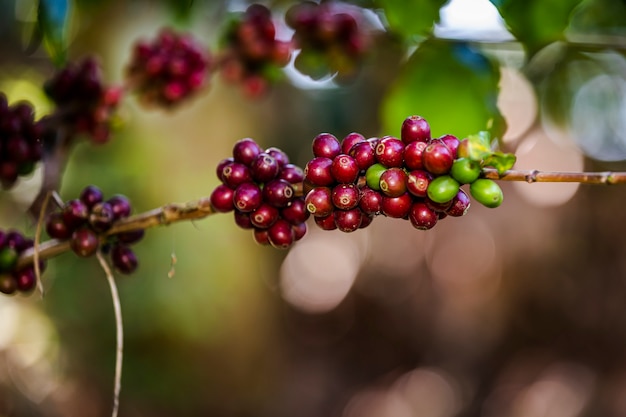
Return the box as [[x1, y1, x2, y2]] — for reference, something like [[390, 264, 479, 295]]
[[1, 0, 625, 416]]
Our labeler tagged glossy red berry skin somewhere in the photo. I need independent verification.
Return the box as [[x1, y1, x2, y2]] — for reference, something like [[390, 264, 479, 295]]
[[359, 186, 383, 215], [221, 162, 253, 188], [250, 153, 279, 182], [439, 134, 459, 157], [253, 228, 271, 246], [312, 133, 341, 159], [70, 228, 99, 257], [381, 193, 412, 218], [233, 182, 263, 213], [404, 141, 427, 171], [210, 184, 235, 212], [445, 189, 471, 217], [422, 141, 454, 175], [281, 199, 310, 225], [216, 157, 235, 180], [116, 229, 145, 244], [111, 245, 138, 274], [379, 167, 407, 198], [292, 222, 307, 241], [349, 140, 376, 171], [266, 147, 290, 167], [268, 219, 294, 249], [334, 208, 362, 233], [341, 132, 365, 154], [233, 138, 263, 166], [406, 170, 432, 198], [331, 184, 359, 210], [14, 268, 36, 292], [375, 136, 405, 168], [108, 195, 132, 220], [250, 203, 279, 229], [409, 202, 438, 230], [359, 213, 374, 229], [278, 164, 304, 184], [63, 199, 89, 229], [234, 211, 254, 229], [314, 214, 337, 230], [331, 154, 359, 184], [263, 179, 294, 208], [401, 115, 431, 144], [80, 185, 104, 209], [305, 187, 334, 217], [46, 212, 73, 239], [305, 157, 334, 186], [89, 202, 115, 233]]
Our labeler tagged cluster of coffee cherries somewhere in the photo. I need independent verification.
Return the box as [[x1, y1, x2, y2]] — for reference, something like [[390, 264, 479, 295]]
[[210, 138, 309, 249], [286, 1, 370, 81], [0, 230, 45, 295], [304, 115, 503, 232], [44, 57, 122, 144], [45, 185, 143, 274], [219, 4, 292, 97], [0, 94, 43, 189], [126, 29, 210, 108]]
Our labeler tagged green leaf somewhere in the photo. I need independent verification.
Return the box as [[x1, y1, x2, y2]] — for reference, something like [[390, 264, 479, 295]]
[[165, 0, 195, 24], [465, 131, 492, 161], [377, 0, 450, 39], [483, 151, 516, 174], [382, 39, 505, 141], [38, 0, 71, 66], [489, 0, 584, 57]]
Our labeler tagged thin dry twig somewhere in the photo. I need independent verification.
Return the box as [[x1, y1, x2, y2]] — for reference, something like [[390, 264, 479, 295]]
[[33, 192, 51, 297], [96, 251, 123, 417]]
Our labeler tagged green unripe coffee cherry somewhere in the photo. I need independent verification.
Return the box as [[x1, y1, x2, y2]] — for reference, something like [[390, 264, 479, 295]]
[[427, 175, 460, 204], [450, 158, 481, 184], [365, 163, 387, 191], [470, 179, 503, 208], [0, 247, 18, 272]]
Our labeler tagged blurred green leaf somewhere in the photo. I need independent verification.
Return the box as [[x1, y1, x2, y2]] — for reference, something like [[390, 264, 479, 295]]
[[465, 131, 492, 161], [38, 0, 71, 66], [382, 39, 504, 140], [569, 0, 626, 36], [377, 0, 450, 39], [484, 151, 516, 173], [489, 0, 583, 57], [165, 0, 195, 24]]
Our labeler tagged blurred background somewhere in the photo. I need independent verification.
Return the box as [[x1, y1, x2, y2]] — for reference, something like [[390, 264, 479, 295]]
[[1, 0, 626, 416]]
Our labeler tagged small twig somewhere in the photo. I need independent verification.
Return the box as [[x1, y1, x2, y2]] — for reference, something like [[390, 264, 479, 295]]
[[481, 168, 626, 184], [33, 192, 51, 297], [96, 251, 123, 417]]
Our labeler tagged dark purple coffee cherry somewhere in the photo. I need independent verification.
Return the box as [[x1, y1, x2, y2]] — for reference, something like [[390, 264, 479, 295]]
[[281, 199, 309, 225], [46, 212, 73, 239], [221, 162, 253, 188], [70, 228, 99, 257], [250, 203, 279, 229], [304, 157, 334, 186], [233, 138, 262, 166], [404, 141, 428, 171], [359, 186, 382, 215], [216, 157, 235, 181], [331, 183, 359, 210], [210, 184, 235, 212], [334, 208, 362, 233], [80, 185, 104, 209], [401, 115, 431, 144], [6, 231, 28, 251], [268, 219, 294, 249], [439, 134, 459, 157], [422, 141, 454, 175], [234, 211, 254, 229], [381, 193, 412, 218], [446, 189, 471, 217], [359, 213, 374, 229], [14, 268, 36, 292], [341, 132, 365, 154], [250, 152, 279, 182], [253, 228, 271, 246], [314, 214, 337, 230], [292, 222, 307, 241], [111, 245, 138, 274], [406, 170, 432, 198], [116, 229, 145, 244], [233, 182, 263, 212], [305, 186, 333, 217], [426, 197, 453, 213], [108, 195, 132, 219], [375, 136, 404, 168], [312, 133, 341, 159], [263, 179, 294, 208], [278, 163, 304, 184], [63, 199, 89, 229], [409, 202, 438, 230], [266, 147, 290, 167], [379, 167, 407, 198], [349, 140, 376, 170], [331, 154, 359, 184], [89, 202, 115, 232]]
